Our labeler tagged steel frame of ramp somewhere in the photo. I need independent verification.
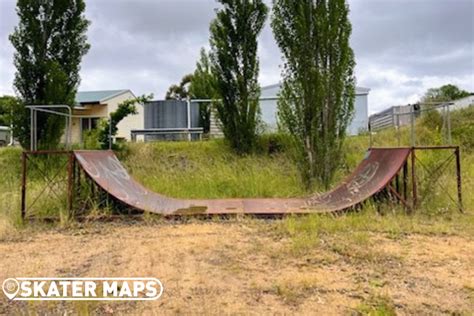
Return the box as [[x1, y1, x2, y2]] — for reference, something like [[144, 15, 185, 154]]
[[20, 146, 463, 220]]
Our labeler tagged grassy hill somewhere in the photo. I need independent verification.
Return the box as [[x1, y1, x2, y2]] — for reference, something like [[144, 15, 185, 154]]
[[0, 107, 472, 228], [0, 107, 473, 315]]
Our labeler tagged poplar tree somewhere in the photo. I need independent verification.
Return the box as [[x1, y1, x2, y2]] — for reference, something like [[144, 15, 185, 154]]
[[10, 0, 90, 148], [272, 0, 356, 188], [189, 48, 219, 133], [210, 0, 268, 153]]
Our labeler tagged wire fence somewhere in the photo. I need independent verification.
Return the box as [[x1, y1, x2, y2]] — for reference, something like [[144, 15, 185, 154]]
[[368, 102, 460, 147]]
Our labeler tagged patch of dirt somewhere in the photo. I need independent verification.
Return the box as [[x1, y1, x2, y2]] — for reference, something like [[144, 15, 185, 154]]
[[0, 221, 472, 315]]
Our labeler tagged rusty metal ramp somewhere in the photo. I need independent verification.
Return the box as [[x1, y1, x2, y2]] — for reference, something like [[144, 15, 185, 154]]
[[74, 148, 411, 216]]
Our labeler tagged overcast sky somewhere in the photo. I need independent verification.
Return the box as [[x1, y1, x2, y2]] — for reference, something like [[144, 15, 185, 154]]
[[0, 0, 473, 113]]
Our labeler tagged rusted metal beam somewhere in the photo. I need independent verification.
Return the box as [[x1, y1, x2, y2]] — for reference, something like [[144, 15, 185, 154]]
[[395, 173, 400, 195], [25, 150, 72, 155], [388, 184, 412, 211], [403, 161, 408, 201], [455, 147, 463, 213], [411, 149, 417, 211], [67, 152, 75, 216], [412, 145, 459, 150]]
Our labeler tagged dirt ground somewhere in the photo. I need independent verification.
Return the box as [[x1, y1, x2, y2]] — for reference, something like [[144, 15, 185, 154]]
[[0, 220, 473, 315]]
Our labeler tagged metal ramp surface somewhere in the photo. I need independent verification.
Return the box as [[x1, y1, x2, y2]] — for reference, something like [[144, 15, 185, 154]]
[[74, 148, 411, 216]]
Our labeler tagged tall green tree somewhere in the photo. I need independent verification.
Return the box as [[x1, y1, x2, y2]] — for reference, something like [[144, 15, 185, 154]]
[[165, 74, 193, 100], [422, 84, 470, 103], [0, 96, 15, 126], [272, 0, 356, 188], [210, 0, 268, 153], [0, 96, 28, 146], [189, 48, 219, 133], [9, 0, 90, 148]]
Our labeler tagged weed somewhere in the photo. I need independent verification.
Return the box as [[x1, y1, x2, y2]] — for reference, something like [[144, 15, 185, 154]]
[[355, 294, 397, 316]]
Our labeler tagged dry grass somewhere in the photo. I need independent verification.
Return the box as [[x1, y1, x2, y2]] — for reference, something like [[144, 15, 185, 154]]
[[0, 217, 473, 315], [0, 108, 473, 314]]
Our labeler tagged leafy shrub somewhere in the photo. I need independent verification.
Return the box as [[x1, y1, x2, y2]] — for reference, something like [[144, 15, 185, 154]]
[[256, 133, 293, 155], [420, 109, 443, 131], [82, 128, 101, 149]]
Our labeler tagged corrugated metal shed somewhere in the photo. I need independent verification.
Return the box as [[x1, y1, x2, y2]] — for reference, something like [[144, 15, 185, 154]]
[[144, 100, 200, 140]]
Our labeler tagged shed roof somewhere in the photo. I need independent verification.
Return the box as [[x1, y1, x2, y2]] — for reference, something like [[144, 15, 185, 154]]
[[75, 90, 131, 104]]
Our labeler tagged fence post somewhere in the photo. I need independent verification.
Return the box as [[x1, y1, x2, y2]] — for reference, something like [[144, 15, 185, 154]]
[[21, 151, 27, 221], [397, 113, 401, 147], [410, 104, 415, 146], [411, 148, 417, 211], [447, 103, 452, 145], [455, 147, 463, 213], [186, 99, 191, 141], [67, 152, 75, 217]]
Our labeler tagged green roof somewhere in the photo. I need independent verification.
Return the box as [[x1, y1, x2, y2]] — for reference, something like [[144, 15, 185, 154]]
[[75, 90, 129, 104]]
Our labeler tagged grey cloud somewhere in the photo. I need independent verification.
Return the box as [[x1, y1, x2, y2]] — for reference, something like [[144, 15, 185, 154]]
[[349, 0, 474, 77], [87, 0, 217, 42], [0, 0, 473, 110]]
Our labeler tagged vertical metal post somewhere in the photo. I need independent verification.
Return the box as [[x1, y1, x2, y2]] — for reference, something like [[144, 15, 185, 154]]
[[447, 104, 452, 145], [9, 108, 14, 146], [395, 173, 400, 195], [411, 148, 417, 211], [455, 147, 463, 213], [403, 161, 408, 201], [35, 110, 38, 150], [34, 109, 37, 150], [410, 104, 415, 147], [186, 99, 191, 141], [65, 110, 69, 149], [75, 157, 81, 198], [397, 113, 401, 147], [65, 109, 70, 149], [67, 152, 75, 216], [30, 108, 34, 151], [368, 122, 372, 148], [21, 152, 27, 221], [68, 107, 72, 149]]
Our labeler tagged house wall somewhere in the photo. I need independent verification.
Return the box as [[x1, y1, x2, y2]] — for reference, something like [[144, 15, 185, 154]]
[[452, 95, 474, 110], [67, 91, 142, 144], [209, 92, 369, 137], [209, 108, 223, 138], [105, 91, 142, 140], [347, 94, 369, 135], [256, 97, 369, 135], [70, 105, 108, 143]]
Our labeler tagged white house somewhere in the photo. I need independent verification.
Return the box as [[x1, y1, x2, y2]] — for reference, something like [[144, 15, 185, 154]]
[[71, 89, 142, 143], [259, 83, 370, 135], [450, 94, 474, 110]]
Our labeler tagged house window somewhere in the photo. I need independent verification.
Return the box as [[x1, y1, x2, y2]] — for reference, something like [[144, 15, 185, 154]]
[[81, 117, 100, 132]]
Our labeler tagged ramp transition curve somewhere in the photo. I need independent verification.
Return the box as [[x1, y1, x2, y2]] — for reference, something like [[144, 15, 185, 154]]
[[74, 148, 411, 216]]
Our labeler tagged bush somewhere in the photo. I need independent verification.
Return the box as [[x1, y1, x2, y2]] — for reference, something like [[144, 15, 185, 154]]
[[82, 129, 101, 149], [450, 106, 474, 151], [420, 109, 443, 131], [256, 133, 293, 155]]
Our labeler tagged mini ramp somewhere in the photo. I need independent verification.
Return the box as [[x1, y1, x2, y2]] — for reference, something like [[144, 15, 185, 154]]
[[73, 148, 411, 216]]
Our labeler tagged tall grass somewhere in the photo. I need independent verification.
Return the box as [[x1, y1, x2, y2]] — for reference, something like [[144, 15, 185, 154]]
[[0, 147, 22, 226], [120, 139, 306, 198], [0, 107, 472, 226]]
